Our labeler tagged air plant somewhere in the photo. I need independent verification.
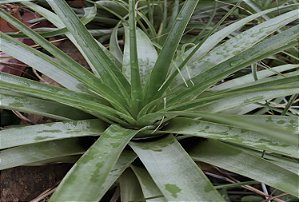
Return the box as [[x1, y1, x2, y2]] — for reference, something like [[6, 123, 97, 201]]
[[0, 0, 298, 201]]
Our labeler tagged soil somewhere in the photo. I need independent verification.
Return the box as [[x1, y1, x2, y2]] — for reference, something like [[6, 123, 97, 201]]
[[0, 164, 72, 201]]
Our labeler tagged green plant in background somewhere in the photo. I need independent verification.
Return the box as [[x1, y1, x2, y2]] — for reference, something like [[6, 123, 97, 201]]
[[0, 0, 299, 201]]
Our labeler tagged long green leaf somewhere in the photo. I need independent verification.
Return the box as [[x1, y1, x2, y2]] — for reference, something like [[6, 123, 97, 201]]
[[145, 0, 199, 101], [9, 26, 113, 38], [170, 76, 299, 110], [130, 135, 224, 201], [138, 79, 298, 124], [170, 24, 299, 103], [49, 125, 138, 202], [229, 144, 299, 174], [170, 74, 299, 111], [119, 168, 145, 202], [189, 140, 299, 197], [23, 1, 123, 73], [140, 109, 298, 146], [100, 150, 137, 200], [218, 72, 299, 92], [131, 165, 166, 202], [0, 138, 85, 170], [110, 25, 123, 62], [46, 0, 131, 102], [123, 27, 158, 86], [176, 8, 299, 85], [0, 9, 111, 95], [163, 116, 298, 158], [192, 112, 298, 146], [262, 153, 299, 174], [17, 2, 130, 113], [0, 73, 133, 124], [128, 0, 142, 116], [164, 5, 296, 91], [211, 64, 299, 91], [5, 6, 98, 38], [22, 2, 112, 71], [25, 155, 80, 166], [0, 119, 105, 149], [203, 88, 299, 113], [1, 32, 128, 113], [0, 32, 82, 92], [34, 151, 137, 199], [0, 92, 92, 121]]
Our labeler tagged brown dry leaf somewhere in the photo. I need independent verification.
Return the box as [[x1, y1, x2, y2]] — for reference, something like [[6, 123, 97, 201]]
[[67, 0, 85, 8], [0, 4, 22, 32], [0, 4, 42, 76], [40, 74, 62, 87], [57, 40, 90, 69], [26, 113, 55, 124]]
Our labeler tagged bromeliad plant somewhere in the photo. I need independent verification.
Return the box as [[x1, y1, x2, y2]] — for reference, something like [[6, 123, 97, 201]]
[[1, 0, 299, 201]]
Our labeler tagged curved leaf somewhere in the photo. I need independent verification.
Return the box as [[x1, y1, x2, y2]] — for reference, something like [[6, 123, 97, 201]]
[[127, 0, 142, 115], [101, 150, 138, 200], [130, 135, 224, 201], [119, 168, 144, 202], [170, 24, 299, 103], [176, 74, 299, 112], [131, 165, 166, 202], [49, 125, 138, 202], [110, 25, 123, 62], [263, 154, 299, 174], [123, 27, 158, 86], [46, 0, 130, 102], [0, 32, 83, 91], [0, 119, 105, 149], [0, 138, 85, 170], [0, 8, 112, 96], [190, 140, 299, 197], [0, 72, 132, 124], [170, 75, 299, 110], [145, 0, 199, 101], [22, 1, 112, 73], [203, 88, 299, 113], [163, 116, 298, 158], [177, 8, 299, 85], [211, 64, 299, 91], [6, 5, 98, 39], [0, 92, 92, 120], [193, 112, 298, 146]]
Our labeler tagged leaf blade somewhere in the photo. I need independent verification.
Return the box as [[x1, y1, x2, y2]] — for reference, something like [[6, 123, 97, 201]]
[[128, 0, 142, 116], [119, 168, 144, 202], [130, 135, 224, 201], [0, 119, 105, 149], [0, 92, 92, 120], [170, 24, 299, 103], [190, 140, 299, 197], [163, 116, 298, 158], [46, 0, 131, 102], [131, 165, 166, 202], [49, 125, 138, 201], [176, 9, 299, 85], [0, 138, 84, 170], [145, 0, 199, 101], [0, 72, 131, 124], [0, 32, 83, 91], [0, 8, 111, 96]]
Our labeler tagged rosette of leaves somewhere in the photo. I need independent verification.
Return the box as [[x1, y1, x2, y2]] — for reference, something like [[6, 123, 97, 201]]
[[0, 0, 298, 201]]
